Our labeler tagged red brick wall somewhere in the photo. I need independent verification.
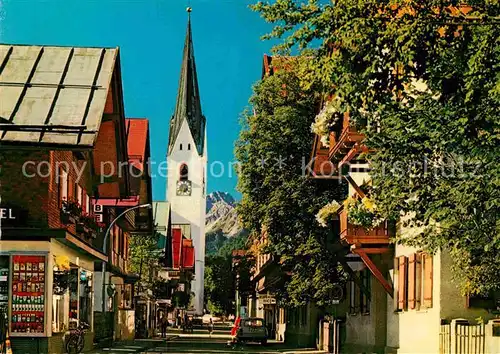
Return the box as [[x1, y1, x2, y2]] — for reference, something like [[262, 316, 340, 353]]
[[93, 120, 121, 198], [0, 150, 50, 227], [47, 151, 94, 233]]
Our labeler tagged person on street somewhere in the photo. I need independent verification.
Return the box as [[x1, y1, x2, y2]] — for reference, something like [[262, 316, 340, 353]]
[[208, 318, 214, 338], [228, 316, 241, 347], [160, 314, 167, 338]]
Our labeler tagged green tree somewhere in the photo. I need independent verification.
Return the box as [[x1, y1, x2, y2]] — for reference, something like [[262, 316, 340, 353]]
[[204, 255, 235, 315], [252, 0, 500, 295], [129, 232, 162, 292], [235, 65, 346, 306]]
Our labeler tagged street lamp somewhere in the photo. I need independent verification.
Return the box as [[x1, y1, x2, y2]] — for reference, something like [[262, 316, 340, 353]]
[[101, 203, 152, 312]]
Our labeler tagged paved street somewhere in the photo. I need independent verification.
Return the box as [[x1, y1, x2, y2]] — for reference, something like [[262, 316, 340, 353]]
[[146, 336, 324, 354], [87, 333, 324, 354]]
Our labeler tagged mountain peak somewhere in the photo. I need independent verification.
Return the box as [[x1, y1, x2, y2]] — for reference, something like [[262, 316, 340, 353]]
[[206, 191, 235, 212], [205, 191, 241, 237]]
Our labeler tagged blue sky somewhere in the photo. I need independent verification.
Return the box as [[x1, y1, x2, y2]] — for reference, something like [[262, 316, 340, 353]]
[[0, 0, 276, 200]]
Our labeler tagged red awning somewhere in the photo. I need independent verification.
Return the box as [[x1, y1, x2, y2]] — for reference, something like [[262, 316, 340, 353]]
[[172, 228, 182, 269], [182, 245, 195, 269], [94, 195, 140, 207]]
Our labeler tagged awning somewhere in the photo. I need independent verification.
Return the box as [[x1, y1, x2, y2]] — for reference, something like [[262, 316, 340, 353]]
[[57, 233, 108, 262], [0, 45, 118, 148], [94, 195, 140, 207]]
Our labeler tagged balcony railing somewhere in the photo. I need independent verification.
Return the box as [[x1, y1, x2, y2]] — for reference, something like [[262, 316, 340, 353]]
[[328, 114, 365, 161], [338, 206, 392, 246]]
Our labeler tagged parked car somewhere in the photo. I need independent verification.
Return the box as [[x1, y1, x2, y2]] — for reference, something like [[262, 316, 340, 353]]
[[191, 315, 203, 328], [202, 314, 221, 324], [235, 317, 268, 345]]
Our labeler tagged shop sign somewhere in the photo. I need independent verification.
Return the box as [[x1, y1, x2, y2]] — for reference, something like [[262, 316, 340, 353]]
[[0, 208, 16, 220], [0, 205, 28, 227]]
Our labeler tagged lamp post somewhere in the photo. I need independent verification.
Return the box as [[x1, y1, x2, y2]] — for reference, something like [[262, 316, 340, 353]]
[[101, 203, 152, 312]]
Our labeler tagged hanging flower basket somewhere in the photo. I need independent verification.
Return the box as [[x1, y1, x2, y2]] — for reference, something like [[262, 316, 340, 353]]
[[311, 97, 344, 147], [316, 200, 342, 227]]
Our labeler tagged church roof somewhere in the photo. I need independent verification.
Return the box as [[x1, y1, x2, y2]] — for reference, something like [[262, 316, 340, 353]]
[[168, 14, 206, 156]]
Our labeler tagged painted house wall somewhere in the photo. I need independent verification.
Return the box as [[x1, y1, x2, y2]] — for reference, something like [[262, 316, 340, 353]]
[[386, 245, 441, 353], [344, 254, 390, 354], [167, 118, 207, 314], [387, 244, 495, 353]]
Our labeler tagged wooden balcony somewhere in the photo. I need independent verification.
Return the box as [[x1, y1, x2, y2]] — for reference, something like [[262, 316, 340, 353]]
[[338, 206, 393, 247], [328, 113, 365, 162]]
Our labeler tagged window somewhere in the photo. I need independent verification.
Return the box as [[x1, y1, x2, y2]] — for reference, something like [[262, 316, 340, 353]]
[[120, 283, 133, 309], [59, 169, 68, 206], [79, 270, 93, 327], [85, 191, 90, 214], [394, 253, 432, 311], [347, 270, 370, 315], [179, 164, 189, 181], [180, 143, 183, 150], [348, 280, 358, 314], [360, 269, 371, 314], [188, 143, 191, 150], [76, 185, 83, 209]]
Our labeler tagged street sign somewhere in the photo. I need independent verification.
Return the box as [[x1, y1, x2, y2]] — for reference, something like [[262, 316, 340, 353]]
[[259, 295, 276, 305]]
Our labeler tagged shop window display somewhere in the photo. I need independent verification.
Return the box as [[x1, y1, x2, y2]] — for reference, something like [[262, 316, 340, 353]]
[[79, 270, 93, 327], [11, 255, 46, 334], [52, 261, 70, 333], [0, 256, 10, 325], [69, 267, 79, 329]]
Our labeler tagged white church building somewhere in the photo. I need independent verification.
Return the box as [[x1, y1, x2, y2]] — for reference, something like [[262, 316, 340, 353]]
[[164, 11, 207, 315]]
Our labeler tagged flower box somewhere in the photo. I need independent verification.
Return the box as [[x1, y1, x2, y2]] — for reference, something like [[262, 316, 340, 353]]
[[338, 206, 393, 245], [60, 211, 77, 225]]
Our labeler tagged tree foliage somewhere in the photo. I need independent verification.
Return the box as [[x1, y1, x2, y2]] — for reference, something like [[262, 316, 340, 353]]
[[204, 255, 236, 314], [204, 232, 253, 314], [129, 232, 162, 292], [252, 0, 500, 295], [235, 66, 347, 306]]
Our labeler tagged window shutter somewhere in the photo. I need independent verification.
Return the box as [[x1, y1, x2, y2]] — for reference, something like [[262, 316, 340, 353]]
[[423, 253, 433, 308], [408, 254, 416, 309], [393, 257, 399, 311], [398, 256, 408, 311], [416, 253, 422, 308]]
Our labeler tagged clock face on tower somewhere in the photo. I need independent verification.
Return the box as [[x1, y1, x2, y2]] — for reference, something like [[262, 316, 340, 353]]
[[176, 180, 192, 196]]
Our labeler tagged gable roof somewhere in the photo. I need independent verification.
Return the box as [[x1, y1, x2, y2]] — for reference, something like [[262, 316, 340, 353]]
[[0, 44, 118, 148], [168, 14, 206, 156], [126, 118, 149, 171]]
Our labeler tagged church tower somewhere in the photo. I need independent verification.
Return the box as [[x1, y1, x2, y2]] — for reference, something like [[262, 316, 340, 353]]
[[167, 9, 207, 315]]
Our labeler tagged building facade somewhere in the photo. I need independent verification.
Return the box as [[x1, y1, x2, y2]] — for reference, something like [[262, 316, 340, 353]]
[[311, 94, 499, 353], [0, 44, 152, 352]]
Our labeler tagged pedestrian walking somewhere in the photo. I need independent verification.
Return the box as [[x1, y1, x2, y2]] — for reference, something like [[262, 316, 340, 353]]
[[208, 318, 214, 338], [160, 314, 167, 338]]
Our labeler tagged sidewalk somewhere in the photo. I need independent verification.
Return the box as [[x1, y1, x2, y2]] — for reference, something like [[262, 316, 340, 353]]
[[87, 337, 177, 354]]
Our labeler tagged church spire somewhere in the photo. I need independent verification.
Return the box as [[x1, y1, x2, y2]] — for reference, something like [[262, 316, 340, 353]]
[[168, 8, 206, 156]]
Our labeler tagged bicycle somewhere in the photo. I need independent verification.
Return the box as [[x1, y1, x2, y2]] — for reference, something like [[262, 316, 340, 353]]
[[65, 322, 90, 354]]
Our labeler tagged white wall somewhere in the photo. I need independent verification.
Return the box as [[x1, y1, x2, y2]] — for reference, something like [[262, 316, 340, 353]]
[[386, 245, 441, 353], [167, 118, 207, 315]]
